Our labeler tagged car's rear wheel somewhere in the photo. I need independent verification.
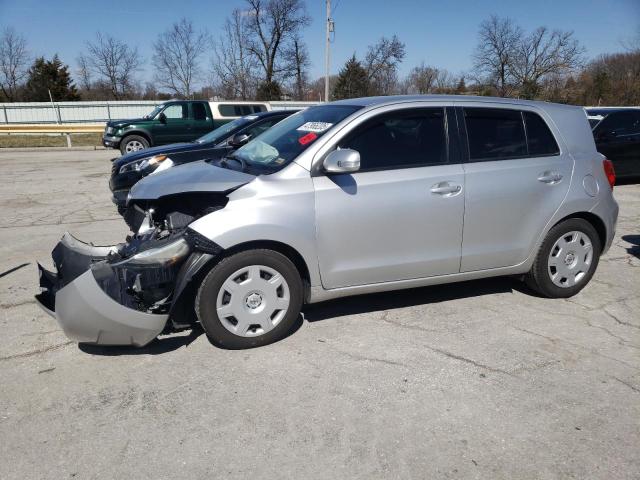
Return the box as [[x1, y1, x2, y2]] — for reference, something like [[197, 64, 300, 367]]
[[120, 135, 149, 155], [526, 218, 601, 298], [195, 249, 303, 349]]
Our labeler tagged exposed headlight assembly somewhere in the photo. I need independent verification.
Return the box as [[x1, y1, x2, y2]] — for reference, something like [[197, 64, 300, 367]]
[[127, 238, 190, 266], [119, 155, 169, 174]]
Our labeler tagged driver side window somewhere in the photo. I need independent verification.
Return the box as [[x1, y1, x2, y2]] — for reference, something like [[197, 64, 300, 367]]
[[339, 108, 448, 172], [163, 104, 188, 120]]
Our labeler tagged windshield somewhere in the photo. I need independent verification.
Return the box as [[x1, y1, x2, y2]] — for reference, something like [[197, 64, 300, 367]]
[[196, 116, 253, 144], [144, 104, 165, 120], [233, 105, 362, 169]]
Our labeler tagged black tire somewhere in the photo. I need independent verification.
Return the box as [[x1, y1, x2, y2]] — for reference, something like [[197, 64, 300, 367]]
[[119, 135, 149, 155], [525, 218, 601, 298], [195, 249, 303, 349]]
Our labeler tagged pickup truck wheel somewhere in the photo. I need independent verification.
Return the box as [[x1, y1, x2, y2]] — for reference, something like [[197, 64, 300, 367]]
[[120, 135, 149, 154], [195, 249, 303, 349]]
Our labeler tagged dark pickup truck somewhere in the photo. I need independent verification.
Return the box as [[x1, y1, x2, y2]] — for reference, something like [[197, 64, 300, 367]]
[[103, 100, 270, 154]]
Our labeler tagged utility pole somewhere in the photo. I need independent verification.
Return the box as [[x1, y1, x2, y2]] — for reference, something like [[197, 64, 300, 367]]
[[324, 0, 333, 102]]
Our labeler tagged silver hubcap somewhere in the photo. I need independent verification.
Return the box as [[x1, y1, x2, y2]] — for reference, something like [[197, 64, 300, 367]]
[[216, 265, 290, 337], [125, 140, 144, 152], [547, 231, 593, 288]]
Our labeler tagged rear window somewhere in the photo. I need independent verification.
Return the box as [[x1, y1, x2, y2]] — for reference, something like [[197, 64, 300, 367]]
[[219, 104, 267, 117], [464, 108, 527, 160], [523, 111, 559, 156]]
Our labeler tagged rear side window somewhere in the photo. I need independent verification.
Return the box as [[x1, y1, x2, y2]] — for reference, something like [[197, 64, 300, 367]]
[[523, 111, 559, 156], [219, 104, 267, 117], [464, 108, 526, 160], [192, 103, 208, 121], [340, 108, 447, 171], [596, 111, 640, 136]]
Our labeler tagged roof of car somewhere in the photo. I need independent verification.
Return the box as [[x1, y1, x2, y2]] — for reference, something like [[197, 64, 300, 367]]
[[584, 107, 640, 117], [253, 109, 299, 118], [329, 94, 577, 110]]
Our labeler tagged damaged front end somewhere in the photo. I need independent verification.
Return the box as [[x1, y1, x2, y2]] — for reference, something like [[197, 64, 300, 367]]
[[36, 226, 222, 347]]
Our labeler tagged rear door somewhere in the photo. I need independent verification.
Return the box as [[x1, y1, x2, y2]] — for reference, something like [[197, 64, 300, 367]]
[[313, 105, 465, 288], [190, 102, 214, 139], [153, 103, 192, 144], [458, 105, 572, 272]]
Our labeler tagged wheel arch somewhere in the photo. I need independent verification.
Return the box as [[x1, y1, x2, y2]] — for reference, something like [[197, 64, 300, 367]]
[[223, 240, 313, 303], [122, 130, 153, 146], [552, 211, 607, 249]]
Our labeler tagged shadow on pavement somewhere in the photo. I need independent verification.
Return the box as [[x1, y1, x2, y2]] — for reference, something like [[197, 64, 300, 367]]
[[79, 277, 523, 354], [621, 235, 640, 259], [79, 324, 205, 356], [303, 276, 519, 322]]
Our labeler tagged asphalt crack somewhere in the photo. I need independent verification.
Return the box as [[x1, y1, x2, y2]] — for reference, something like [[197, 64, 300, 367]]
[[0, 341, 73, 361]]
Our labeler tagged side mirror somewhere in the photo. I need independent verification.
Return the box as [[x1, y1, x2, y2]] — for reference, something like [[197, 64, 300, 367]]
[[158, 112, 167, 124], [229, 133, 251, 147], [323, 149, 360, 174]]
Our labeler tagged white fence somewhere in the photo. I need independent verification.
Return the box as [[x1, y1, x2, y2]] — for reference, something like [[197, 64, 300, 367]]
[[0, 100, 319, 124]]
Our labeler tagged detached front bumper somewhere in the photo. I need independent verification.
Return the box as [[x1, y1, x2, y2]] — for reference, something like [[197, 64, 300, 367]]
[[37, 267, 167, 347], [35, 233, 172, 347]]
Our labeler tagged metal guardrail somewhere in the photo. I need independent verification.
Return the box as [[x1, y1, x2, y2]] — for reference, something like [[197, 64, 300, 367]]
[[0, 124, 105, 133], [0, 123, 105, 148], [0, 100, 320, 124]]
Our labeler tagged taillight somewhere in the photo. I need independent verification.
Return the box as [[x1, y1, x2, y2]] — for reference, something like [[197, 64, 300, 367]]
[[603, 159, 616, 189]]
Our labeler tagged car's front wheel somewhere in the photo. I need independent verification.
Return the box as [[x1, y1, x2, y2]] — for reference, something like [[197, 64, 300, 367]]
[[195, 249, 303, 349], [120, 135, 149, 154], [526, 218, 602, 298]]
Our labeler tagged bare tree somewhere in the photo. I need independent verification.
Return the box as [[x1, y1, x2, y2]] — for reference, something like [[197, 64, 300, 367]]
[[244, 0, 310, 84], [153, 18, 210, 98], [213, 9, 259, 99], [0, 27, 29, 101], [81, 32, 140, 100], [511, 27, 584, 98], [407, 63, 439, 93], [76, 54, 92, 92], [473, 15, 521, 97], [285, 34, 310, 99], [364, 35, 406, 95]]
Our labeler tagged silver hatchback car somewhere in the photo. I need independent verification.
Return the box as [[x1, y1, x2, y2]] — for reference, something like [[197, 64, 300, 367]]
[[37, 95, 619, 349]]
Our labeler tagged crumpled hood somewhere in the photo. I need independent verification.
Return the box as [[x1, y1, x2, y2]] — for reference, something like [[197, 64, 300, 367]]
[[113, 143, 194, 169], [128, 160, 255, 201]]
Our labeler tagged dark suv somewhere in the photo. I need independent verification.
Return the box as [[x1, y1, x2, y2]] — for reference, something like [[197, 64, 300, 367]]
[[587, 108, 640, 179], [109, 109, 297, 210]]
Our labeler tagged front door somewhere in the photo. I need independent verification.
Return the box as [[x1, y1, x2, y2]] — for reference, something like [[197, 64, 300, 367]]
[[313, 107, 465, 289], [459, 106, 573, 272], [153, 103, 191, 144]]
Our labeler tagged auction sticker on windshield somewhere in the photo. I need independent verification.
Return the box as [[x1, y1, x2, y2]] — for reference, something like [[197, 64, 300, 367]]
[[296, 122, 333, 133]]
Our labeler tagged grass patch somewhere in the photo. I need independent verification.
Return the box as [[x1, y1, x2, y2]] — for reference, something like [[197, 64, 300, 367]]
[[0, 133, 103, 148]]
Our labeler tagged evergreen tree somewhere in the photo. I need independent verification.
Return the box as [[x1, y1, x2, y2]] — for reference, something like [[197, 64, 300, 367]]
[[24, 55, 79, 101], [256, 80, 282, 100], [332, 55, 370, 100]]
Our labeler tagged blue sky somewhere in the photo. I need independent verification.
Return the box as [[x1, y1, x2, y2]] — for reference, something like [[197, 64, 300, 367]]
[[1, 0, 638, 86]]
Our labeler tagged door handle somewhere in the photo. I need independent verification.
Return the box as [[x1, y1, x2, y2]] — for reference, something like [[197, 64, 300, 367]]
[[430, 182, 462, 196], [538, 171, 563, 184]]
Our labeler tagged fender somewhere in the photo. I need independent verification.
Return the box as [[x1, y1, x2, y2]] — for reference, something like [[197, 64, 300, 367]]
[[187, 170, 322, 287]]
